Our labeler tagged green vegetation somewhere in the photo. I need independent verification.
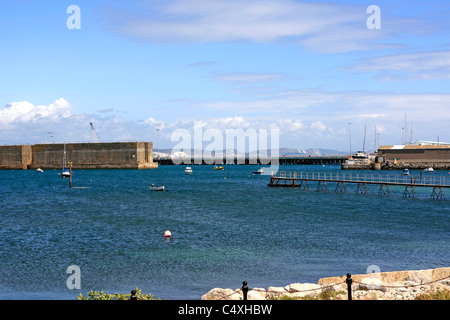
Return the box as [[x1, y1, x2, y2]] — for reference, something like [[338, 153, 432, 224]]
[[268, 290, 346, 300], [414, 289, 450, 300], [76, 287, 160, 300]]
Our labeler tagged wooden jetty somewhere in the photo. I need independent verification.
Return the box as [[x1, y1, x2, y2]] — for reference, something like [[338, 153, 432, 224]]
[[268, 171, 450, 199]]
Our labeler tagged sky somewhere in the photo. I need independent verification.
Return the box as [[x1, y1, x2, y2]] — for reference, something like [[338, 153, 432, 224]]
[[0, 0, 449, 153]]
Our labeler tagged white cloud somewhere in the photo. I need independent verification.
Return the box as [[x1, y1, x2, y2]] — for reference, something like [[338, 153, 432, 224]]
[[0, 98, 72, 127], [310, 121, 327, 133], [212, 72, 285, 84], [276, 119, 304, 132], [352, 50, 450, 80], [103, 0, 393, 52]]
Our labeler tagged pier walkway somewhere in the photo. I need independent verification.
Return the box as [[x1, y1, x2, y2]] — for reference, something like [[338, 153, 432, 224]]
[[268, 171, 450, 199]]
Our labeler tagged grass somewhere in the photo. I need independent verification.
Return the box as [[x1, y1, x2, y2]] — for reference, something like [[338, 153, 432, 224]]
[[414, 289, 450, 300], [76, 287, 160, 300]]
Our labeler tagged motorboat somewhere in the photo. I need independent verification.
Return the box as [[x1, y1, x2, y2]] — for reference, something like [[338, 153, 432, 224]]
[[185, 166, 193, 174], [36, 168, 43, 173], [213, 165, 224, 170], [253, 168, 264, 175], [423, 167, 434, 173], [150, 184, 166, 191], [402, 168, 410, 175], [351, 151, 368, 159]]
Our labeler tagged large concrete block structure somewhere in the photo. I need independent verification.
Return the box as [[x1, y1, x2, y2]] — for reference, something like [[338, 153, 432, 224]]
[[0, 142, 157, 169], [378, 143, 450, 162], [377, 143, 450, 170]]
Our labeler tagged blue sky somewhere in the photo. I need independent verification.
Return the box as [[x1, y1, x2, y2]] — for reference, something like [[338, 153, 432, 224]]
[[1, 0, 449, 152]]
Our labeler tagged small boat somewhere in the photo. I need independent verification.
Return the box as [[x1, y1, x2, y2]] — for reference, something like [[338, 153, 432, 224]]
[[423, 167, 434, 173], [62, 168, 71, 178], [150, 184, 166, 191], [185, 166, 193, 174], [351, 151, 368, 159], [213, 165, 224, 170], [253, 168, 264, 175], [62, 144, 71, 178], [402, 168, 410, 176], [36, 168, 43, 173]]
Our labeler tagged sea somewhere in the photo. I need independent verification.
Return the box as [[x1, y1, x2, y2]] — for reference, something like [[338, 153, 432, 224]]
[[0, 164, 449, 300]]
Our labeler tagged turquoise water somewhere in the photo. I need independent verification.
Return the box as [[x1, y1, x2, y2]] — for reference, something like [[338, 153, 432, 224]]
[[0, 165, 449, 299]]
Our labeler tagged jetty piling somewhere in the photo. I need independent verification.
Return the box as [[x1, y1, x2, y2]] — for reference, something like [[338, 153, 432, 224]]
[[268, 171, 449, 199]]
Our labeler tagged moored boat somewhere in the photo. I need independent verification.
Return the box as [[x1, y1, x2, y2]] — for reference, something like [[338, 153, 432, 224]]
[[253, 168, 264, 174], [150, 184, 166, 191]]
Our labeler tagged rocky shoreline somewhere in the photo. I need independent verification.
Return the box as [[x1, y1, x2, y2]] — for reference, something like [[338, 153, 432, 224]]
[[202, 267, 450, 300]]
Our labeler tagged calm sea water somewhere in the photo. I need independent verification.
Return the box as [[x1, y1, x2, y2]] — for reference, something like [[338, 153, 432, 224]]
[[0, 165, 449, 300]]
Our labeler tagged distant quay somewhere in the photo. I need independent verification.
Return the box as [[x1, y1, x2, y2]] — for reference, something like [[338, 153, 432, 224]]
[[342, 161, 450, 171], [0, 142, 158, 170], [155, 155, 347, 165], [342, 142, 450, 171]]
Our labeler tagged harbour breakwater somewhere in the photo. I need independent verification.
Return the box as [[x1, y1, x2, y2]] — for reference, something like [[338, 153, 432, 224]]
[[0, 142, 157, 170], [202, 267, 450, 300]]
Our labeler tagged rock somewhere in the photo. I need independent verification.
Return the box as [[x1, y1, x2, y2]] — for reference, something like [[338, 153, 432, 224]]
[[201, 288, 235, 300], [266, 286, 288, 298], [358, 277, 386, 292], [248, 288, 266, 300], [406, 269, 432, 284], [284, 283, 322, 298], [201, 267, 450, 300]]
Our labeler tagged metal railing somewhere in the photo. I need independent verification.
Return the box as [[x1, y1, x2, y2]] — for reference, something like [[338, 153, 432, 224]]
[[271, 171, 450, 187]]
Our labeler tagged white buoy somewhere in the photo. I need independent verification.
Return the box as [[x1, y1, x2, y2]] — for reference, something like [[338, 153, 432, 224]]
[[164, 230, 172, 238]]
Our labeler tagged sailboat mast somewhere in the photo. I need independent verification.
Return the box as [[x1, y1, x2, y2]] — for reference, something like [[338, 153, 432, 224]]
[[363, 124, 366, 153], [63, 143, 66, 169]]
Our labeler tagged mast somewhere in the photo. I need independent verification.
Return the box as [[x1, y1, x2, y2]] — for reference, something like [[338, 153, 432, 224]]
[[63, 143, 66, 169], [404, 113, 408, 145], [363, 124, 366, 153]]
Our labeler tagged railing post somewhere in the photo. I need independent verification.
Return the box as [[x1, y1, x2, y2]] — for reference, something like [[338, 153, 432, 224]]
[[242, 281, 248, 301], [346, 273, 352, 300], [130, 289, 137, 301]]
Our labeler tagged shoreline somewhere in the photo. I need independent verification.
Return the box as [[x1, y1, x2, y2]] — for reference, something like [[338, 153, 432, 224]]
[[202, 267, 450, 300]]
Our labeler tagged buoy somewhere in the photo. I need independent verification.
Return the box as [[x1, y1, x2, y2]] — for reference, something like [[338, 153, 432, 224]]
[[164, 230, 172, 238]]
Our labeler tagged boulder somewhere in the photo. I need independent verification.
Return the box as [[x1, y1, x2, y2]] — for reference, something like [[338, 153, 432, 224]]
[[284, 283, 322, 298], [201, 288, 235, 300]]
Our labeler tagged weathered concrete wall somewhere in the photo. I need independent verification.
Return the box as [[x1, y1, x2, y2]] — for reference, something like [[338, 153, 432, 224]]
[[0, 142, 157, 169], [0, 145, 23, 169], [378, 145, 450, 162]]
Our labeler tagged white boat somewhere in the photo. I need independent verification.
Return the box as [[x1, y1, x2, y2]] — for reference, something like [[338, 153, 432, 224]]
[[213, 165, 224, 170], [185, 166, 193, 174], [351, 151, 368, 159], [62, 144, 71, 178], [253, 168, 264, 175], [150, 184, 166, 191], [423, 167, 434, 173], [36, 168, 43, 173], [402, 168, 410, 175], [62, 169, 71, 178]]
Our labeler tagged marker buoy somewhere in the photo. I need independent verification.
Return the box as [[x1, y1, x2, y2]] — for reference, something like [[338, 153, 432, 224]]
[[164, 230, 172, 238]]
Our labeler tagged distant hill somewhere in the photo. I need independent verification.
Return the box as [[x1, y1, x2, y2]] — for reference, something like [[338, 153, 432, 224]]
[[154, 147, 347, 158]]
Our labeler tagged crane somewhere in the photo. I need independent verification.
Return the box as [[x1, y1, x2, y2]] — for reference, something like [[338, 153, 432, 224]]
[[90, 122, 100, 142]]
